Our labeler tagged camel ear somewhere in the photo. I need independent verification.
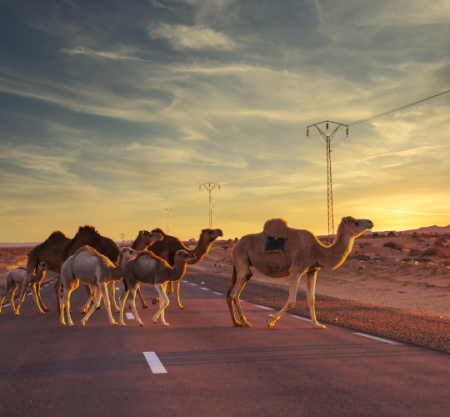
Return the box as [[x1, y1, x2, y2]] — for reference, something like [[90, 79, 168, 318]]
[[139, 231, 143, 235], [342, 217, 349, 225]]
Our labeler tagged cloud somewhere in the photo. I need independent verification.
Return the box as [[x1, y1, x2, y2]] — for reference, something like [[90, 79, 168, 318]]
[[61, 47, 147, 62], [148, 23, 236, 50]]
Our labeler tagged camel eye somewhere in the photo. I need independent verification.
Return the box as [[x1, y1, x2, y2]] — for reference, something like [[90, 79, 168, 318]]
[[355, 222, 359, 226]]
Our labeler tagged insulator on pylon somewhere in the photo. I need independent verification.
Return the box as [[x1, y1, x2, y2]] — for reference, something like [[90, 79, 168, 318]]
[[307, 128, 309, 137], [326, 123, 329, 130], [346, 127, 349, 137]]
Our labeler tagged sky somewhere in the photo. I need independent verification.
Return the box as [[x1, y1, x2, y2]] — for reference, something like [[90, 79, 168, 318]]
[[1, 0, 450, 243]]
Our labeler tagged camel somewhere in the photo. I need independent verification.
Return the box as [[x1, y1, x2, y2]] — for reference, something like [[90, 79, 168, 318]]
[[119, 250, 196, 326], [60, 246, 138, 327], [1, 262, 49, 315], [146, 228, 223, 309], [227, 216, 374, 329], [56, 227, 161, 313], [26, 231, 70, 312]]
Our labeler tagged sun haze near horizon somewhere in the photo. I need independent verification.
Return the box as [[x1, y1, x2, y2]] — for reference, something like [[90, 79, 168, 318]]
[[0, 0, 450, 243]]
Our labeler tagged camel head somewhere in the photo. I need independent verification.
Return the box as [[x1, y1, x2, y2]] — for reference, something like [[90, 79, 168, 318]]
[[37, 262, 49, 271], [174, 250, 196, 264], [199, 228, 224, 243], [338, 217, 374, 238], [139, 230, 163, 245], [119, 247, 139, 263]]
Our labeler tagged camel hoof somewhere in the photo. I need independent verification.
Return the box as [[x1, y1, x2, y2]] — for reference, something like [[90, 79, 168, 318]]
[[95, 306, 102, 310], [43, 308, 51, 312], [141, 304, 149, 309], [313, 324, 326, 329], [162, 322, 170, 326], [152, 298, 159, 305], [14, 312, 21, 316], [120, 322, 127, 326], [152, 319, 157, 324], [178, 306, 187, 310], [267, 314, 277, 328], [111, 321, 118, 326], [81, 321, 86, 326], [138, 322, 145, 326], [69, 323, 75, 327]]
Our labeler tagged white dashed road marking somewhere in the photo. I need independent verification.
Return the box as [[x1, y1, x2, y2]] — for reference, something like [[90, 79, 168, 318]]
[[354, 333, 401, 345], [254, 305, 273, 310], [143, 352, 168, 374], [126, 313, 135, 320], [200, 287, 208, 291], [190, 283, 197, 286], [115, 287, 120, 290], [289, 315, 311, 322], [213, 292, 223, 295]]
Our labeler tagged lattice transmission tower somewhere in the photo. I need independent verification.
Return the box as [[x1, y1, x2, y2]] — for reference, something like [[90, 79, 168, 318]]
[[307, 121, 349, 245], [199, 183, 220, 228], [162, 208, 172, 233]]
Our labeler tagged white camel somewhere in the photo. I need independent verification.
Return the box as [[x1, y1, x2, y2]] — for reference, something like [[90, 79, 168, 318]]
[[59, 246, 137, 327], [1, 262, 49, 315]]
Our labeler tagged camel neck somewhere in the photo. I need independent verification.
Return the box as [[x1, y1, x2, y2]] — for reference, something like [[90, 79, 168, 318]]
[[188, 239, 213, 264], [168, 261, 187, 282], [109, 256, 127, 280], [319, 229, 355, 269], [32, 269, 46, 283]]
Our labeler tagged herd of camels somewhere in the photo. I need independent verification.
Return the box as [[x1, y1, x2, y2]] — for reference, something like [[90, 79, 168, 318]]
[[1, 216, 374, 329]]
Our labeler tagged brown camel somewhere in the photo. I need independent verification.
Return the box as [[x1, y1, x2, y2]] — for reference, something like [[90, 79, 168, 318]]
[[146, 227, 223, 309], [119, 250, 196, 326], [26, 231, 70, 312], [227, 216, 374, 329], [56, 227, 161, 312]]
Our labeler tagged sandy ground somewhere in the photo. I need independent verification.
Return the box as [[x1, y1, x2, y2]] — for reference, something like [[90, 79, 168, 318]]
[[188, 234, 450, 317], [0, 247, 30, 287]]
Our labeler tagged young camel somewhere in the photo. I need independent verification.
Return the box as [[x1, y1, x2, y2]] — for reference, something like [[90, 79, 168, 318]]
[[120, 250, 196, 327], [59, 246, 137, 327], [227, 216, 374, 329], [1, 262, 49, 315], [145, 228, 223, 309]]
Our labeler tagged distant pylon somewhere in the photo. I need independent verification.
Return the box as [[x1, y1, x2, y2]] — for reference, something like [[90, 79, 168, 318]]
[[162, 208, 172, 233], [121, 233, 125, 244], [199, 183, 220, 228], [307, 121, 349, 245]]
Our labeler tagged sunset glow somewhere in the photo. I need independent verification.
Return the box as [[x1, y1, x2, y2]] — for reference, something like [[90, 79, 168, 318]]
[[1, 0, 449, 242]]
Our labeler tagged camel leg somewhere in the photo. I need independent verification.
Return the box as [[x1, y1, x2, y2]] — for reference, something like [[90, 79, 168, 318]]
[[15, 285, 28, 315], [108, 281, 120, 312], [136, 285, 149, 309], [229, 268, 253, 327], [152, 281, 173, 305], [81, 291, 96, 314], [81, 286, 102, 326], [306, 270, 326, 329], [64, 279, 79, 327], [31, 285, 45, 314], [0, 288, 10, 313], [129, 286, 145, 326], [36, 282, 50, 312], [153, 283, 170, 326], [54, 275, 62, 313], [119, 289, 129, 326], [100, 283, 118, 326], [174, 281, 185, 310], [267, 272, 301, 328]]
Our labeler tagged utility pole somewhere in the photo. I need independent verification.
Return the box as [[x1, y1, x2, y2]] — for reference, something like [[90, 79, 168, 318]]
[[121, 233, 125, 244], [162, 208, 172, 233], [199, 183, 220, 228], [307, 121, 349, 245]]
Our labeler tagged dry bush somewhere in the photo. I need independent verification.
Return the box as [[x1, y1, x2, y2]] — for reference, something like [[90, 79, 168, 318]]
[[441, 259, 450, 266], [383, 241, 406, 251], [409, 248, 421, 257], [421, 247, 449, 257]]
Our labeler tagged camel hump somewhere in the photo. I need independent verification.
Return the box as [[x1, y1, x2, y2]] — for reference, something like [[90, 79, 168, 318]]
[[263, 218, 289, 239]]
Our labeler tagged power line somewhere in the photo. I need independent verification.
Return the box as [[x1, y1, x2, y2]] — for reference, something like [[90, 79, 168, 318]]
[[162, 208, 172, 233], [307, 88, 450, 139]]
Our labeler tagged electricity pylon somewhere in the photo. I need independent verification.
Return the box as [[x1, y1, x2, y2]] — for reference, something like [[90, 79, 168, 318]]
[[162, 208, 172, 233], [199, 183, 220, 228], [121, 233, 125, 244], [307, 121, 349, 245]]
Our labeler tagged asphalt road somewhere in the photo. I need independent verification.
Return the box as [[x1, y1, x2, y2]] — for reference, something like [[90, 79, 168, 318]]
[[1, 272, 449, 417]]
